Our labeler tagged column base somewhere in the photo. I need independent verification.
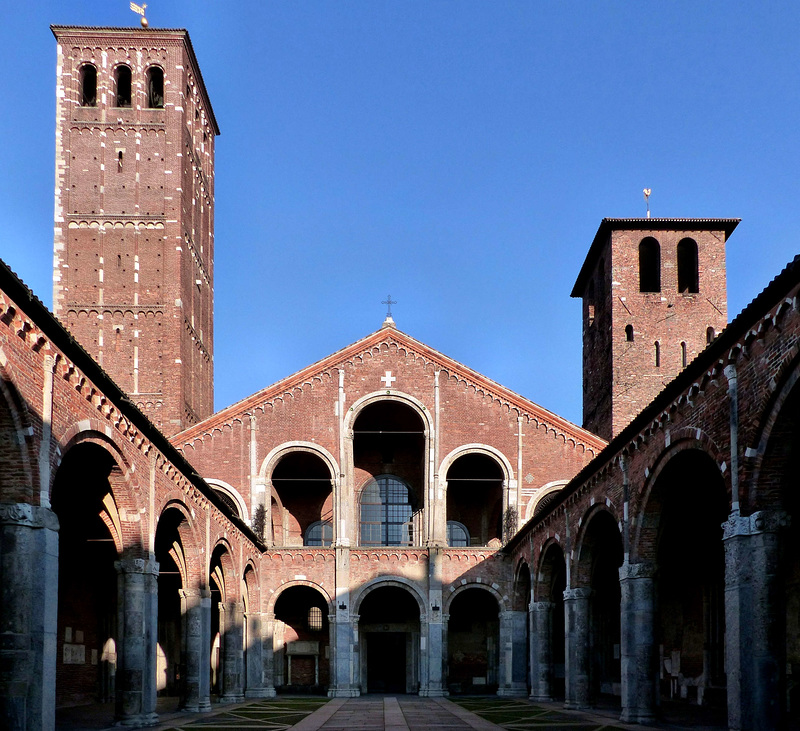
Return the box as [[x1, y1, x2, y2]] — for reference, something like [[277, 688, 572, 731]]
[[245, 688, 276, 698], [328, 688, 360, 698], [497, 687, 528, 697], [620, 710, 656, 725], [529, 693, 552, 702], [220, 693, 245, 704], [115, 712, 159, 727], [564, 701, 590, 711], [419, 688, 447, 697]]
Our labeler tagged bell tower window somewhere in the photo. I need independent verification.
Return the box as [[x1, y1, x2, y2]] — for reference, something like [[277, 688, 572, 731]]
[[79, 64, 97, 107], [114, 65, 132, 108], [639, 237, 661, 292], [677, 238, 699, 293], [146, 66, 164, 108]]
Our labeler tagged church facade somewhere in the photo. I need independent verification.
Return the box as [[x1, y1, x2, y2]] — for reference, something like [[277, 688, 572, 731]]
[[0, 23, 798, 731]]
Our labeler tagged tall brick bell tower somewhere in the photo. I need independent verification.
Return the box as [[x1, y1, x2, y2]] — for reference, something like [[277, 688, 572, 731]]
[[572, 218, 739, 441], [52, 25, 218, 435]]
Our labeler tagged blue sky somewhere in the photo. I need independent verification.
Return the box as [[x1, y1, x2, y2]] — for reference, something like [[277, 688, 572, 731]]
[[1, 2, 799, 425]]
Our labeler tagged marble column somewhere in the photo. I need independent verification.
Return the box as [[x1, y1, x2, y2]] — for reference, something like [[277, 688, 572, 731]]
[[723, 510, 787, 731], [498, 610, 528, 696], [245, 611, 271, 697], [422, 546, 445, 696], [563, 587, 591, 710], [0, 503, 59, 731], [220, 601, 245, 703], [619, 562, 656, 724], [529, 601, 553, 702], [115, 556, 159, 726], [180, 588, 211, 712]]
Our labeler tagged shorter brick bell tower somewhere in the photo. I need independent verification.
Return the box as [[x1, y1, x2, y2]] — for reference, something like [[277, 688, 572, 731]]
[[572, 218, 739, 440]]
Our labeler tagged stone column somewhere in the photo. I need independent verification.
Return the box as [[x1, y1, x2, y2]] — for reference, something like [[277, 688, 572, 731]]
[[179, 588, 211, 712], [220, 601, 245, 703], [619, 562, 656, 724], [245, 611, 271, 697], [724, 510, 787, 731], [529, 601, 553, 702], [0, 503, 59, 731], [498, 610, 528, 696], [422, 547, 445, 696], [260, 613, 277, 697], [115, 556, 159, 726], [563, 587, 591, 710]]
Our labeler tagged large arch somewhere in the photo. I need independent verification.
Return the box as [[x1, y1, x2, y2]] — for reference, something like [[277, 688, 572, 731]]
[[346, 394, 430, 546], [0, 364, 36, 502], [638, 446, 729, 722], [354, 579, 424, 694], [532, 540, 567, 701]]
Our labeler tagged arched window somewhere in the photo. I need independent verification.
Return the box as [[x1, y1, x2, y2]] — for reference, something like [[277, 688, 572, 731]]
[[360, 475, 413, 547], [654, 341, 661, 368], [677, 238, 699, 293], [446, 521, 470, 547], [706, 326, 716, 344], [307, 606, 323, 631], [681, 341, 688, 367], [625, 324, 634, 342], [146, 66, 164, 108], [114, 65, 132, 108], [639, 237, 661, 292], [79, 64, 97, 107], [304, 520, 333, 547]]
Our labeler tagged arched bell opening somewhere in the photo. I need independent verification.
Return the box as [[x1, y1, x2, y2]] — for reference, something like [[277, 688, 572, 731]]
[[446, 588, 500, 695], [273, 586, 330, 694], [446, 453, 503, 547], [357, 585, 421, 694]]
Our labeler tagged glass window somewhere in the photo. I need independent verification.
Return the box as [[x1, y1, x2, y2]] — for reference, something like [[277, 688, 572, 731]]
[[304, 520, 333, 547], [447, 521, 470, 547], [360, 475, 413, 546]]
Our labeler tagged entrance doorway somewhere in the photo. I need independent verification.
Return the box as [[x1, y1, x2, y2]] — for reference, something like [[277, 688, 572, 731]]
[[358, 585, 420, 694], [366, 632, 406, 693]]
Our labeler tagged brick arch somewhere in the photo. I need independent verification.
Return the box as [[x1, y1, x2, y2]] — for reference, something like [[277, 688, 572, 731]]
[[0, 359, 36, 502], [535, 538, 566, 603], [242, 561, 261, 614], [343, 391, 434, 436], [266, 579, 333, 616], [572, 503, 623, 588], [525, 480, 569, 521], [444, 581, 505, 614], [205, 478, 249, 522], [53, 426, 144, 552], [632, 438, 728, 565], [748, 350, 800, 512], [353, 576, 428, 620], [439, 444, 514, 484], [209, 538, 238, 603], [155, 497, 203, 589], [260, 442, 340, 482], [513, 558, 532, 611]]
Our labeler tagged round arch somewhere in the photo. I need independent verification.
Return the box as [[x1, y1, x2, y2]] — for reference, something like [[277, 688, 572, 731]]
[[267, 579, 333, 616], [344, 391, 434, 436], [439, 443, 514, 484], [259, 441, 340, 483], [444, 581, 505, 614], [352, 576, 428, 620], [526, 480, 568, 521], [206, 479, 249, 523], [0, 364, 36, 500]]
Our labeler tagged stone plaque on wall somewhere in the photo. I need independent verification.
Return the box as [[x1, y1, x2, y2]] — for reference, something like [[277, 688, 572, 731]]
[[63, 644, 86, 664]]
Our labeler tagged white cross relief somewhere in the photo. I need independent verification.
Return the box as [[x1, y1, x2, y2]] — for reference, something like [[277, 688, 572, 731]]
[[381, 371, 396, 388]]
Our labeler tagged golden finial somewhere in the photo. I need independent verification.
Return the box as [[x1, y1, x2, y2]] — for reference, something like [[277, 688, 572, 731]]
[[130, 2, 148, 27]]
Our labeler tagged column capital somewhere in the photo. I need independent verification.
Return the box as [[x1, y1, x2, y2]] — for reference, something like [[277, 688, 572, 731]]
[[722, 509, 790, 540], [563, 587, 592, 601], [115, 556, 159, 575], [0, 502, 59, 530], [619, 561, 655, 581], [530, 600, 554, 613]]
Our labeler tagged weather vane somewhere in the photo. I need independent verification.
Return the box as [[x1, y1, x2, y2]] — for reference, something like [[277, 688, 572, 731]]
[[130, 2, 149, 28], [382, 294, 397, 318], [643, 188, 652, 218]]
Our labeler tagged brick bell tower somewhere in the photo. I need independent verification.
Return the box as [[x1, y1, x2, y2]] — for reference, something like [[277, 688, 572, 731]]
[[52, 25, 218, 436], [571, 218, 739, 441]]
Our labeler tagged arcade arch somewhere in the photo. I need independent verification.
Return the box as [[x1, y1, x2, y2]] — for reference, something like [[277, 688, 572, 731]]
[[446, 586, 500, 694], [445, 452, 504, 546]]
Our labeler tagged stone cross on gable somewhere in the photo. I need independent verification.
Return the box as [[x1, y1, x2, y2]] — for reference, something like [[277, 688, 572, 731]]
[[381, 371, 396, 388]]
